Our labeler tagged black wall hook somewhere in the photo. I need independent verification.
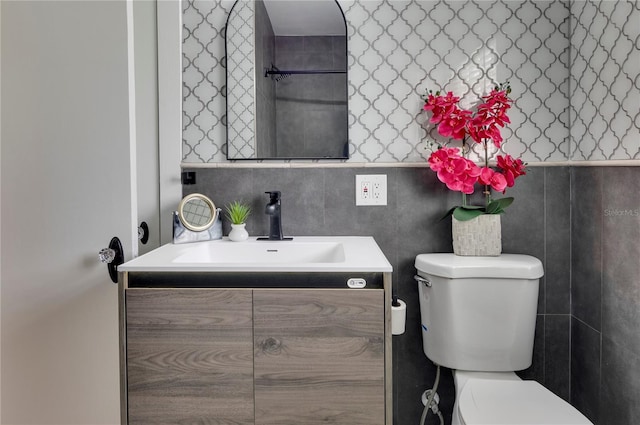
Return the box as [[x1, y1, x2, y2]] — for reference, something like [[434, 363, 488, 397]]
[[181, 171, 196, 185]]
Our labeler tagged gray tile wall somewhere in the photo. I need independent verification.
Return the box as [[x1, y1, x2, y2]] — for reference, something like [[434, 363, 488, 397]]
[[571, 167, 640, 425], [183, 165, 575, 424], [274, 35, 348, 158], [254, 0, 276, 158]]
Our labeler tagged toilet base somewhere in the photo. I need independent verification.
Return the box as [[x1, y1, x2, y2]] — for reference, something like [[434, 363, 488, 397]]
[[452, 371, 521, 425], [451, 370, 592, 425]]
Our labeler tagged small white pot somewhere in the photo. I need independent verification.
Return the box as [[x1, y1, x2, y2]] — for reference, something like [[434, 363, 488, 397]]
[[228, 223, 249, 242], [452, 214, 502, 256]]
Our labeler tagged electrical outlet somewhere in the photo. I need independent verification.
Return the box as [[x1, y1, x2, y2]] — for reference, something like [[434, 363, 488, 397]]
[[372, 181, 382, 199], [360, 180, 371, 200], [356, 175, 387, 206]]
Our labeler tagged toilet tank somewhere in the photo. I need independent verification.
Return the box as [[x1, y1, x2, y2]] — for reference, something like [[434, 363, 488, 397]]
[[415, 253, 544, 371]]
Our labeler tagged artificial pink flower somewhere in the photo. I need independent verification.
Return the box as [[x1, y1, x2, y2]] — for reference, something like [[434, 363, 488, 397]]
[[439, 157, 480, 195], [437, 156, 468, 188], [423, 91, 460, 125], [438, 107, 472, 140], [467, 89, 512, 147], [497, 154, 526, 187], [480, 89, 512, 123], [428, 147, 459, 172], [478, 167, 507, 192], [463, 159, 482, 180], [478, 167, 495, 185], [485, 123, 504, 148], [468, 115, 506, 147], [458, 160, 482, 194], [428, 148, 481, 195], [422, 85, 521, 200]]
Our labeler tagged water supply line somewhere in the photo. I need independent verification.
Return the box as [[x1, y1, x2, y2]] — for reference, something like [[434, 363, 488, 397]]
[[420, 363, 444, 425]]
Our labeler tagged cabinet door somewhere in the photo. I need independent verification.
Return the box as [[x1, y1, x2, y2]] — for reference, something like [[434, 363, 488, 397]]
[[253, 289, 385, 425], [126, 289, 254, 424]]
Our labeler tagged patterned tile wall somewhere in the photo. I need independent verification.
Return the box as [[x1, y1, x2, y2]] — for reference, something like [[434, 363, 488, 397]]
[[182, 0, 572, 163], [225, 0, 256, 158], [345, 0, 571, 162], [569, 1, 640, 160], [182, 0, 234, 161], [182, 0, 638, 164]]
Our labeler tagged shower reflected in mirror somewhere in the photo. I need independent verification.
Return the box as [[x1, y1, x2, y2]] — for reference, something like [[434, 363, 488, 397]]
[[226, 0, 348, 160]]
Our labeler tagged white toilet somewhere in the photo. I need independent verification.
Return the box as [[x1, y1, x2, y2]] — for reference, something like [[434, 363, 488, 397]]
[[415, 253, 593, 425]]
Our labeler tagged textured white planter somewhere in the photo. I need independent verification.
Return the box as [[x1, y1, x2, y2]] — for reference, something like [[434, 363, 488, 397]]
[[452, 214, 502, 256], [228, 223, 249, 242]]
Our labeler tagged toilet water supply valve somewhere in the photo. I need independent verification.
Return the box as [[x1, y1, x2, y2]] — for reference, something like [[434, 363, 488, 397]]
[[420, 364, 444, 425], [421, 390, 440, 414]]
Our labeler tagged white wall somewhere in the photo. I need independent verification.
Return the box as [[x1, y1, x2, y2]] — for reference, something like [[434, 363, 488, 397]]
[[157, 0, 185, 245], [134, 0, 161, 255], [1, 1, 138, 423], [0, 1, 3, 418]]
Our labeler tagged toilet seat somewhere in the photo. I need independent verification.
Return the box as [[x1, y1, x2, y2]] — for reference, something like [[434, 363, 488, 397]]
[[459, 379, 592, 425]]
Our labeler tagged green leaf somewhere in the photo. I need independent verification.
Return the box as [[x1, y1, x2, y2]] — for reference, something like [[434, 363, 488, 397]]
[[452, 207, 485, 221], [486, 197, 513, 214], [440, 204, 482, 221], [225, 201, 251, 224], [441, 198, 514, 222], [439, 206, 458, 221]]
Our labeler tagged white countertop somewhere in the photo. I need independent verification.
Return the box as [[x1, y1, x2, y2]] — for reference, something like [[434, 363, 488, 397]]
[[119, 236, 393, 273]]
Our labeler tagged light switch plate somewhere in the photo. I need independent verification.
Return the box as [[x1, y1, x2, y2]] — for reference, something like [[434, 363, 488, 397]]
[[355, 174, 387, 206]]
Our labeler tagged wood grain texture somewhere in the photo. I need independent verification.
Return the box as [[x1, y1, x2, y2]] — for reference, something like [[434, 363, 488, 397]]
[[384, 272, 393, 425], [253, 289, 385, 425], [126, 289, 254, 425], [119, 276, 129, 425]]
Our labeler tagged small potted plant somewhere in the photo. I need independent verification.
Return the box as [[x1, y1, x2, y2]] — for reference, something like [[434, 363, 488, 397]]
[[225, 200, 251, 242]]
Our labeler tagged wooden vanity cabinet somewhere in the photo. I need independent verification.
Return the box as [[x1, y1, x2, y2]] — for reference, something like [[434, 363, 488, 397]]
[[119, 273, 391, 425], [253, 289, 385, 424], [124, 289, 254, 424]]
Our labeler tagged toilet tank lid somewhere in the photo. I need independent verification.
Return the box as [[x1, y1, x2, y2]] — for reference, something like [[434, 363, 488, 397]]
[[414, 253, 543, 279]]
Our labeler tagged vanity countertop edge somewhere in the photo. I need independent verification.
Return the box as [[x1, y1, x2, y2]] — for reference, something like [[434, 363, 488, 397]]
[[118, 236, 393, 273]]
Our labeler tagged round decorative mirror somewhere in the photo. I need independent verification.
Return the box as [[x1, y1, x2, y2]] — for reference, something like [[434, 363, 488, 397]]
[[178, 193, 217, 232]]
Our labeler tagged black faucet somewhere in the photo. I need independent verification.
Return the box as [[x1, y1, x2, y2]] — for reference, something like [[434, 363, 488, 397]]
[[265, 191, 283, 240], [258, 191, 292, 241]]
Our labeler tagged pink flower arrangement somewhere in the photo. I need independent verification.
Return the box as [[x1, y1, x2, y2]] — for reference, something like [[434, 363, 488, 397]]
[[422, 83, 526, 220]]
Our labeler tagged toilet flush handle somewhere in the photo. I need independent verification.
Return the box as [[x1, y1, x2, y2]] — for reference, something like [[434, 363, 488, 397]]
[[414, 274, 431, 287]]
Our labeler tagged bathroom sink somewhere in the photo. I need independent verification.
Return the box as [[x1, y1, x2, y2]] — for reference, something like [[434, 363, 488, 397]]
[[119, 236, 392, 273], [173, 240, 345, 264]]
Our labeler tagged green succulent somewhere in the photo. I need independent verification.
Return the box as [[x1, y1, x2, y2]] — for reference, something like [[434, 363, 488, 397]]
[[225, 201, 251, 225]]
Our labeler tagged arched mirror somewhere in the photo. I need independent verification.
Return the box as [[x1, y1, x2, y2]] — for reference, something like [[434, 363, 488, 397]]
[[178, 193, 217, 232], [225, 0, 348, 160]]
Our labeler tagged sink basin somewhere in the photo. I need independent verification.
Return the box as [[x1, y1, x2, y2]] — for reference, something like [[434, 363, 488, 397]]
[[119, 236, 392, 273], [173, 241, 345, 264]]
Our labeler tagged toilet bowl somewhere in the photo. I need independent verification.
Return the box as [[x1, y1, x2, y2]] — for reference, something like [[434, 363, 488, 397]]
[[414, 253, 593, 425], [452, 371, 591, 425]]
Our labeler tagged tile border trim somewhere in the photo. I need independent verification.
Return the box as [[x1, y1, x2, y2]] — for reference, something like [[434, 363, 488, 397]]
[[181, 160, 640, 169]]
